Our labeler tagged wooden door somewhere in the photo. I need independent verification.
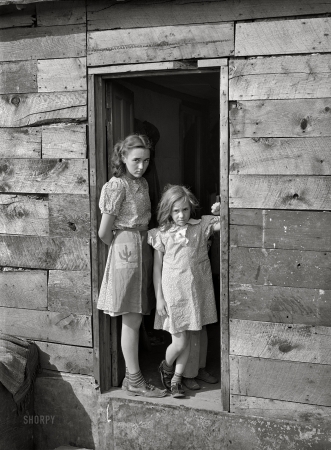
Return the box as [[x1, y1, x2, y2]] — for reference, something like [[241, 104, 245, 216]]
[[105, 81, 135, 386]]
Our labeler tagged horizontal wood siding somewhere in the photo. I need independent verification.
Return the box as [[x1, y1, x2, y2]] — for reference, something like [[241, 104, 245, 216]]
[[0, 60, 37, 94], [0, 270, 47, 309], [37, 58, 86, 92], [87, 23, 234, 66], [49, 194, 90, 238], [36, 0, 86, 27], [42, 124, 87, 159], [236, 17, 331, 56], [0, 128, 41, 158]]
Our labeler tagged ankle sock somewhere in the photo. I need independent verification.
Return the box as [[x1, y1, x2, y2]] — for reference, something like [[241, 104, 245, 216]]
[[129, 370, 145, 387], [171, 372, 182, 385], [125, 367, 129, 380], [163, 360, 174, 373]]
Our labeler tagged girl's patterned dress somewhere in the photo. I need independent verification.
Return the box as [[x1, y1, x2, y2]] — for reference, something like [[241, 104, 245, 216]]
[[148, 216, 219, 334], [97, 174, 154, 316]]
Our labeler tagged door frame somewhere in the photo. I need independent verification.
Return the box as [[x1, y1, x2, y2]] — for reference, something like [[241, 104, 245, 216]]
[[88, 60, 230, 411]]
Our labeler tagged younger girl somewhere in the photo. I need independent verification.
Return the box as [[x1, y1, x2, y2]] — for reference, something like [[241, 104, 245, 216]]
[[97, 134, 166, 398], [148, 185, 220, 398]]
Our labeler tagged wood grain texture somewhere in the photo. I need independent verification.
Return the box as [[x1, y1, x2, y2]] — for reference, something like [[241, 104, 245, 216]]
[[0, 127, 41, 157], [229, 175, 331, 209], [0, 159, 88, 194], [0, 24, 86, 61], [49, 194, 90, 238], [37, 57, 87, 92], [230, 54, 331, 100], [89, 60, 197, 75], [236, 17, 331, 56], [230, 355, 331, 406], [0, 194, 49, 235], [0, 306, 92, 346], [230, 283, 331, 326], [230, 319, 331, 364], [0, 270, 47, 309], [0, 91, 87, 127], [230, 395, 331, 423], [230, 247, 331, 290], [36, 341, 93, 375], [87, 0, 331, 30], [0, 4, 35, 29], [0, 60, 37, 94], [230, 209, 331, 251], [42, 124, 86, 158], [37, 0, 86, 26], [87, 23, 234, 66], [48, 270, 92, 315], [230, 137, 331, 175], [230, 98, 331, 138], [0, 235, 90, 270]]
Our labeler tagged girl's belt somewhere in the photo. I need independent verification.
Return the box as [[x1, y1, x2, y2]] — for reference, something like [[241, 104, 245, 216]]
[[115, 227, 148, 232]]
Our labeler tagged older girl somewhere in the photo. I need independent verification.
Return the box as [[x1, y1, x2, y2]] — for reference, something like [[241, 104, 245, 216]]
[[97, 134, 166, 398]]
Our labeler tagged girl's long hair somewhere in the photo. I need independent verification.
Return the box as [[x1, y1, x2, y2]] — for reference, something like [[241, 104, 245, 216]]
[[111, 134, 151, 177], [157, 184, 199, 230]]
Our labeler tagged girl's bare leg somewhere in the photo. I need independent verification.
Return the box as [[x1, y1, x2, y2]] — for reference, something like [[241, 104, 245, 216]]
[[174, 333, 191, 375], [121, 312, 142, 374], [165, 331, 189, 369]]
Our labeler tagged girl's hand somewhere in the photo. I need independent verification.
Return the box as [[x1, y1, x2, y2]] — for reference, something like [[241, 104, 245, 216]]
[[211, 202, 220, 215], [157, 297, 168, 317]]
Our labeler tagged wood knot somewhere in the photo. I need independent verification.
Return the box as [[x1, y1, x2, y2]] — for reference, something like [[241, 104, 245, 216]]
[[11, 96, 20, 106], [300, 118, 308, 131]]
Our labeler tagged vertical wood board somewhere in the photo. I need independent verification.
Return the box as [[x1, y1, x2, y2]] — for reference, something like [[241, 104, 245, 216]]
[[87, 23, 234, 66], [0, 24, 86, 61], [0, 60, 37, 94], [230, 283, 331, 326], [230, 137, 331, 175], [230, 319, 331, 364], [236, 18, 331, 56], [36, 0, 86, 26], [230, 98, 331, 138], [0, 235, 90, 270], [0, 307, 92, 347], [229, 54, 331, 100], [0, 127, 41, 158], [0, 91, 87, 127], [0, 270, 47, 309], [230, 355, 331, 406], [0, 159, 88, 194], [42, 124, 86, 159], [0, 193, 49, 236], [229, 175, 331, 210], [48, 270, 92, 315], [37, 57, 87, 92], [49, 194, 90, 238]]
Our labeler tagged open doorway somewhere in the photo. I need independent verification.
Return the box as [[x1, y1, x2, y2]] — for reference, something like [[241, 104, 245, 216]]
[[104, 71, 221, 395]]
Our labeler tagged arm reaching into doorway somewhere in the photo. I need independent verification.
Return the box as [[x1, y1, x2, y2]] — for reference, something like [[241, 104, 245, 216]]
[[211, 201, 221, 232]]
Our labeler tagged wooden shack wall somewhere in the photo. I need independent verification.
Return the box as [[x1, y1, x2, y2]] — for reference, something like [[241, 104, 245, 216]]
[[0, 1, 330, 440]]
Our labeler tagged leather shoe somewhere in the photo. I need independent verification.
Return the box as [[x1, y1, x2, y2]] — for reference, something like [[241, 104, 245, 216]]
[[128, 382, 168, 398], [122, 377, 129, 391], [196, 368, 219, 384], [170, 383, 185, 398], [182, 377, 200, 390], [159, 360, 174, 392]]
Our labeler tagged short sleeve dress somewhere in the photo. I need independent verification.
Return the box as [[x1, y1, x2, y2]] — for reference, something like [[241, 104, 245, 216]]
[[97, 175, 154, 316], [148, 216, 219, 334]]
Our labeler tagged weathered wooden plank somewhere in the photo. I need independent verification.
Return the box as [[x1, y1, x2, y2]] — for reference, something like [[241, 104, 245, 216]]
[[37, 58, 87, 92], [36, 341, 93, 375], [0, 159, 88, 194], [0, 270, 47, 309], [230, 209, 331, 251], [230, 137, 331, 175], [230, 98, 331, 138], [37, 0, 86, 26], [0, 91, 87, 128], [0, 127, 41, 158], [0, 235, 90, 270], [48, 270, 92, 315], [230, 355, 331, 406], [0, 24, 86, 61], [230, 54, 331, 100], [230, 319, 331, 364], [0, 194, 48, 235], [0, 307, 92, 346], [88, 60, 197, 75], [87, 23, 234, 66], [0, 4, 35, 29], [229, 175, 331, 209], [87, 0, 331, 30], [230, 247, 331, 290], [236, 17, 331, 57], [49, 194, 90, 238], [230, 395, 331, 423], [230, 283, 331, 326], [0, 60, 37, 94], [198, 58, 227, 68], [42, 124, 86, 159]]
